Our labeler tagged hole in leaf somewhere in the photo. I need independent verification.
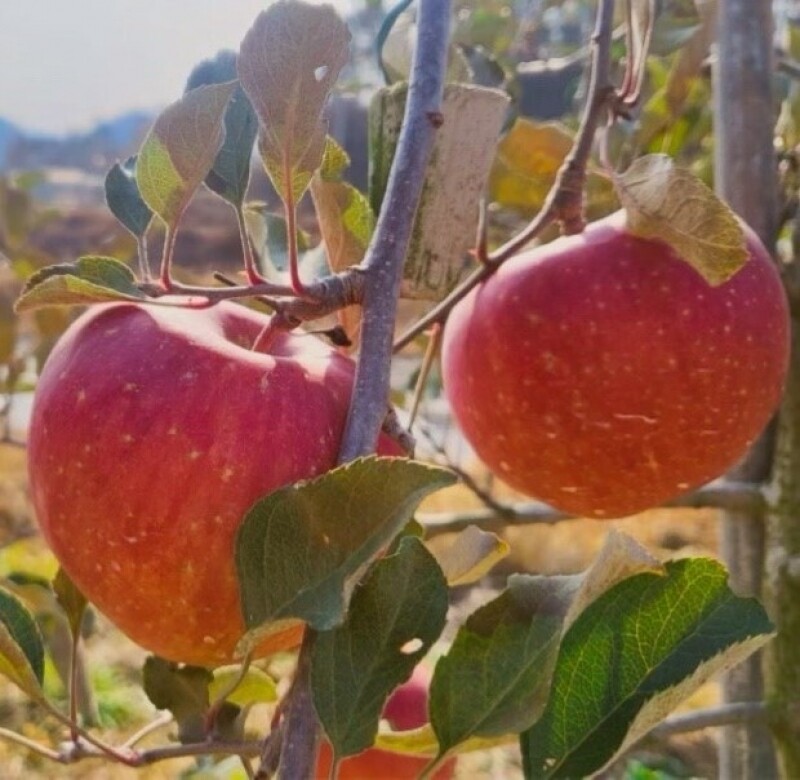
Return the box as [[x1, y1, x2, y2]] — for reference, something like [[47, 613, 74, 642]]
[[400, 638, 423, 654], [314, 65, 329, 82]]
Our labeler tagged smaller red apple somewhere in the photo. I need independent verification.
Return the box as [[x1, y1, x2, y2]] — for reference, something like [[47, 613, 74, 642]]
[[442, 210, 789, 518], [315, 666, 456, 779]]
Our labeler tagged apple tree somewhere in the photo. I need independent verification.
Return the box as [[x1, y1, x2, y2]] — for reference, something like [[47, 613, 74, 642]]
[[0, 1, 791, 778]]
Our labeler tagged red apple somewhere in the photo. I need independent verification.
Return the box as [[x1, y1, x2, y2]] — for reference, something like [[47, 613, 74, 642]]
[[316, 665, 456, 779], [442, 211, 789, 518], [27, 301, 400, 666]]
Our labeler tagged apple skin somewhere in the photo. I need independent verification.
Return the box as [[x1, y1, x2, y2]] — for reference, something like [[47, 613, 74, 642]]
[[442, 210, 789, 519], [28, 301, 400, 666], [316, 666, 456, 780]]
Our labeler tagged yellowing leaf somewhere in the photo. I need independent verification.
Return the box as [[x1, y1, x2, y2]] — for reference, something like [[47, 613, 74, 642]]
[[310, 140, 374, 346], [137, 82, 236, 225], [238, 0, 351, 202], [614, 154, 748, 285], [210, 666, 277, 708], [489, 119, 573, 211], [431, 525, 509, 587], [374, 723, 511, 757]]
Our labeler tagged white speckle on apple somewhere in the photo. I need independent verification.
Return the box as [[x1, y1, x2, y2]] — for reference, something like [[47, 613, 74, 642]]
[[203, 636, 217, 645], [221, 466, 235, 482], [189, 450, 202, 460], [76, 390, 86, 403], [121, 434, 134, 443], [499, 460, 511, 472], [560, 486, 579, 493]]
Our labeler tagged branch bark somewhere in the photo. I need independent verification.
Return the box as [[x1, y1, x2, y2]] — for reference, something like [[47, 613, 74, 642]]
[[274, 2, 452, 777], [712, 2, 779, 777]]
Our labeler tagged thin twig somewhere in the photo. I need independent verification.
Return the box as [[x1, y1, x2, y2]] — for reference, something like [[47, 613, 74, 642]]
[[647, 702, 768, 740], [407, 324, 442, 429], [0, 726, 65, 763], [122, 712, 173, 749], [273, 633, 319, 780], [419, 480, 765, 536], [392, 0, 618, 353]]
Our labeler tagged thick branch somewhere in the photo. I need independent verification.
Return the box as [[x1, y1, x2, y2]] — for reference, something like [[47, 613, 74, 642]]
[[339, 0, 451, 461], [273, 2, 452, 778]]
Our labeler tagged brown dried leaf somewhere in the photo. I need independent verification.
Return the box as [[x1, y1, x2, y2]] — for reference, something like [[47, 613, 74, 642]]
[[238, 0, 351, 202], [614, 154, 748, 285]]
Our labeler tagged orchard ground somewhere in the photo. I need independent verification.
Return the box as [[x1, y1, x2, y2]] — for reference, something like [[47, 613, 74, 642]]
[[0, 441, 721, 779]]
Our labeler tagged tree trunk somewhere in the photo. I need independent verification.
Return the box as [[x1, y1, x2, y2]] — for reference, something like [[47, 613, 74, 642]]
[[713, 1, 779, 778]]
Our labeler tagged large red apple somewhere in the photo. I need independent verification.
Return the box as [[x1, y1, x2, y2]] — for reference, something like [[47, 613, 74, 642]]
[[316, 665, 456, 779], [442, 211, 789, 518], [28, 301, 399, 666]]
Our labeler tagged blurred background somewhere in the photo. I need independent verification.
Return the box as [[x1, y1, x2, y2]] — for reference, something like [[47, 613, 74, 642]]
[[1, 1, 799, 777]]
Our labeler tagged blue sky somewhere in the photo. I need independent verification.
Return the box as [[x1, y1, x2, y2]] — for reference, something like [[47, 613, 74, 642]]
[[0, 0, 356, 135]]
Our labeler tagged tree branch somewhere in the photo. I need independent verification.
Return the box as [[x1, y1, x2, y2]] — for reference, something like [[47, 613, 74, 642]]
[[339, 0, 451, 461], [272, 3, 453, 778], [393, 0, 618, 353], [419, 480, 765, 536]]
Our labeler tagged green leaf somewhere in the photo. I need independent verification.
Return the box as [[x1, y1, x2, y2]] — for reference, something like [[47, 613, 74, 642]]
[[429, 576, 574, 759], [429, 531, 663, 759], [185, 50, 258, 207], [238, 0, 351, 203], [142, 656, 212, 744], [521, 558, 774, 779], [52, 568, 87, 639], [209, 665, 277, 708], [14, 256, 147, 312], [0, 586, 46, 702], [137, 81, 235, 226], [104, 156, 153, 238], [431, 525, 509, 587], [235, 457, 456, 654], [311, 537, 448, 758], [615, 154, 748, 285]]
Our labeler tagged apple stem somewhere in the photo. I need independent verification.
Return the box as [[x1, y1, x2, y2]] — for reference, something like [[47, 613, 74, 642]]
[[68, 628, 81, 742], [407, 323, 442, 430], [251, 314, 294, 353]]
